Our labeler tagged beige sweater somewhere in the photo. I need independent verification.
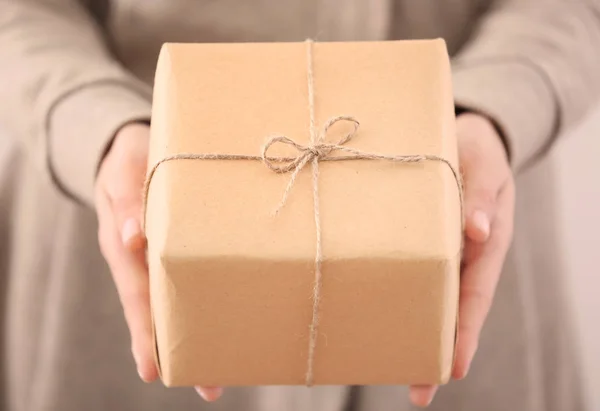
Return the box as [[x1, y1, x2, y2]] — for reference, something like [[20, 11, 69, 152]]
[[0, 1, 599, 410]]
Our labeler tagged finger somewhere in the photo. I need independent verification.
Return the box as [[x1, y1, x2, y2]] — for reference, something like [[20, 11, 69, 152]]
[[409, 385, 438, 408], [465, 208, 492, 244], [111, 187, 146, 251], [453, 181, 515, 379], [460, 156, 502, 243], [122, 217, 146, 251], [195, 387, 224, 402], [459, 139, 508, 244], [97, 192, 158, 382], [457, 113, 510, 243], [105, 158, 148, 251]]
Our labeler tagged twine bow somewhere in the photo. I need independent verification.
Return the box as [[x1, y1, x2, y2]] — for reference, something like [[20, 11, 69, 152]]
[[262, 116, 360, 174], [261, 115, 429, 215], [143, 39, 463, 387]]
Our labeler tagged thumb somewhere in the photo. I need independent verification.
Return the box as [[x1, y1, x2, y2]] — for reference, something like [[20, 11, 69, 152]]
[[463, 171, 497, 244], [111, 174, 146, 251], [457, 114, 508, 244], [104, 124, 150, 251], [121, 216, 145, 251]]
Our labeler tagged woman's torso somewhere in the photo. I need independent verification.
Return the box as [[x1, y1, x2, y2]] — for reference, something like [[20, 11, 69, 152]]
[[100, 0, 486, 83]]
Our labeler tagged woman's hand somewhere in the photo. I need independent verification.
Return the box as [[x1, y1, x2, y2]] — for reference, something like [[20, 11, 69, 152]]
[[409, 113, 516, 407], [94, 123, 223, 401]]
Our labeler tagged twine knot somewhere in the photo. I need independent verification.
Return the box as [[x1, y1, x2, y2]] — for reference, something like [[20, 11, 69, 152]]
[[261, 116, 360, 214], [308, 146, 327, 158]]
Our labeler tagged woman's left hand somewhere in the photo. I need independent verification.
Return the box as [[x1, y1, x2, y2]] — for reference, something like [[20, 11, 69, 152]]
[[409, 113, 516, 407]]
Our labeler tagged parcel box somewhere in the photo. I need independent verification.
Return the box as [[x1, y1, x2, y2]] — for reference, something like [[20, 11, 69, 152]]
[[145, 39, 462, 387]]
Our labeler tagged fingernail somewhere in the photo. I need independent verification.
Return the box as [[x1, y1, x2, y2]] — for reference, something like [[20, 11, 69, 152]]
[[453, 365, 468, 380], [455, 343, 478, 380], [409, 391, 433, 408], [472, 210, 490, 239], [122, 218, 141, 246], [195, 387, 223, 402], [132, 349, 143, 378]]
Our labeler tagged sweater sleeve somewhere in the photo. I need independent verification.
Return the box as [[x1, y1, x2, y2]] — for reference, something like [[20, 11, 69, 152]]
[[452, 0, 600, 171], [0, 0, 152, 207]]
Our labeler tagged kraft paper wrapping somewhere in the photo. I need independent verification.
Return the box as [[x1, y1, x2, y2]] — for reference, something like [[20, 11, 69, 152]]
[[145, 39, 461, 387]]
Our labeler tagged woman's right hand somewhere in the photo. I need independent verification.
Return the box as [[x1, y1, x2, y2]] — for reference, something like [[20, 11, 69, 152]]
[[94, 123, 223, 401]]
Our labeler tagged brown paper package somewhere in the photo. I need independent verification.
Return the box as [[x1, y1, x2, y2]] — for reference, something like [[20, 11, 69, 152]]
[[145, 39, 462, 387]]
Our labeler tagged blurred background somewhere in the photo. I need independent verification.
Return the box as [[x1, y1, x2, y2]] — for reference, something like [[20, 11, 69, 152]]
[[556, 106, 600, 410]]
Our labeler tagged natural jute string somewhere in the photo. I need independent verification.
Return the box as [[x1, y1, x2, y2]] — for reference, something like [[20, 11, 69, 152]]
[[143, 39, 464, 386]]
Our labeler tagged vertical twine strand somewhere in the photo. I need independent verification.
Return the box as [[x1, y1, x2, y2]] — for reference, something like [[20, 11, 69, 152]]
[[304, 39, 322, 386]]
